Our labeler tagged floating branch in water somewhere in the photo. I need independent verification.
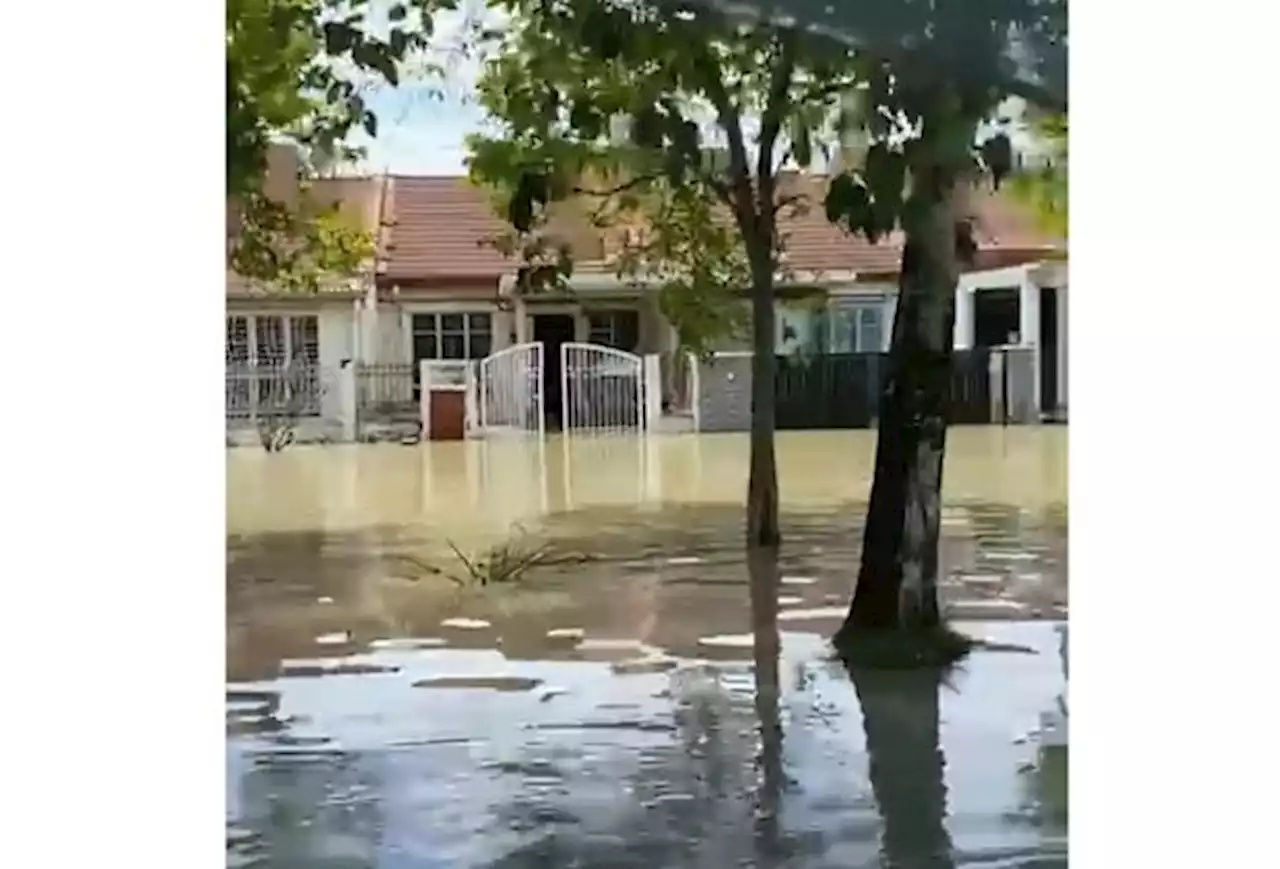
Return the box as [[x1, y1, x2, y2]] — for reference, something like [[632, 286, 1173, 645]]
[[444, 524, 596, 587]]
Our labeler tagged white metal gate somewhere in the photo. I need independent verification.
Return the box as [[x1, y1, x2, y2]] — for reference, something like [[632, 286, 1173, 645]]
[[478, 342, 545, 437], [560, 343, 646, 434]]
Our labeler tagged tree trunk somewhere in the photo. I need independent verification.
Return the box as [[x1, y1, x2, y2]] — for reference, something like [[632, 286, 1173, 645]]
[[746, 256, 781, 548], [849, 665, 955, 869], [836, 189, 962, 638]]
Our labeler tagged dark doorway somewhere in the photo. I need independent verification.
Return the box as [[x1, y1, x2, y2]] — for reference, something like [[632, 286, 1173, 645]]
[[1039, 286, 1059, 415], [533, 314, 576, 429], [973, 287, 1021, 347]]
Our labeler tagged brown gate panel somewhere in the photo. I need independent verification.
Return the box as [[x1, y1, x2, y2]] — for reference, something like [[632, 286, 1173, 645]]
[[428, 390, 466, 440]]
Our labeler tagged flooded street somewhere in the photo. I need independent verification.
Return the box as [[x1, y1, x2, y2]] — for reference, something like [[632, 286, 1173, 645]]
[[227, 428, 1068, 868]]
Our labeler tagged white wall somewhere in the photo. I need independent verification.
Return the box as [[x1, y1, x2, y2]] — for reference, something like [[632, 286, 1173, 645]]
[[376, 302, 406, 364], [318, 306, 356, 368], [318, 305, 357, 424]]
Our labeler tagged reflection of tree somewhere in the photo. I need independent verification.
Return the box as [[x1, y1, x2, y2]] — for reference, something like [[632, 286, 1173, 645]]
[[847, 664, 955, 869], [748, 549, 785, 861], [481, 553, 793, 869], [229, 749, 385, 869]]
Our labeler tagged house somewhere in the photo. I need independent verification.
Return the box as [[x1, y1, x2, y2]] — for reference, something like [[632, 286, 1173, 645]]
[[225, 145, 1066, 442], [225, 145, 387, 444]]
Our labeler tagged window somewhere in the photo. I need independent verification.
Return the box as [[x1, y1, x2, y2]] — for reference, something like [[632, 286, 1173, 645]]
[[856, 306, 884, 353], [224, 314, 319, 364], [410, 312, 493, 361], [587, 309, 640, 351], [226, 317, 250, 364], [224, 314, 320, 417], [226, 317, 251, 414], [828, 301, 886, 353]]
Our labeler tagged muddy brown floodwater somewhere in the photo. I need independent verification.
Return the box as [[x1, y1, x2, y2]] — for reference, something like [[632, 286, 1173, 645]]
[[227, 427, 1068, 868]]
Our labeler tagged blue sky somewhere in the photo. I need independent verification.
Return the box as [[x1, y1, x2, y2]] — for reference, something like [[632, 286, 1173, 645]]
[[333, 2, 494, 175], [339, 3, 1044, 177], [355, 86, 485, 174]]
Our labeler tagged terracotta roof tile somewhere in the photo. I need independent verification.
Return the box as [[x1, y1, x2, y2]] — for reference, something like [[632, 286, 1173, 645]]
[[383, 176, 512, 280], [382, 172, 1064, 283]]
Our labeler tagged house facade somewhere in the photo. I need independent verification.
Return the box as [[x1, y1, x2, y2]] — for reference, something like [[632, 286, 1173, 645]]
[[226, 147, 1066, 442]]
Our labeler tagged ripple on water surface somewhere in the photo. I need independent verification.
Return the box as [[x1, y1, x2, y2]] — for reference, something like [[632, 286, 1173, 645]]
[[227, 433, 1066, 866], [227, 621, 1068, 869]]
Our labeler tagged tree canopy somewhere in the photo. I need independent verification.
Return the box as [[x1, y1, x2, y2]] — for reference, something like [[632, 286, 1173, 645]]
[[468, 0, 1067, 303], [226, 0, 455, 290], [467, 0, 873, 351], [1007, 112, 1067, 238]]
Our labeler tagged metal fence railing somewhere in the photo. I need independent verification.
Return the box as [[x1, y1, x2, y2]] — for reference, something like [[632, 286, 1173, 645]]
[[355, 362, 418, 420], [356, 362, 416, 407], [225, 362, 322, 421], [694, 347, 1043, 432]]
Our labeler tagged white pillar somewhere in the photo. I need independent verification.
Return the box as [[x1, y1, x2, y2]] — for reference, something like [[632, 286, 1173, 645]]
[[337, 360, 357, 442], [988, 350, 1006, 423], [464, 363, 480, 437], [643, 353, 662, 431], [689, 352, 702, 432], [419, 359, 433, 440], [1018, 274, 1042, 414], [954, 285, 975, 349], [1018, 275, 1040, 348]]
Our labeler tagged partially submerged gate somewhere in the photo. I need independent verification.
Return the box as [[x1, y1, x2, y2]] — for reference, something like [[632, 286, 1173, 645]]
[[477, 342, 544, 437], [560, 343, 646, 434]]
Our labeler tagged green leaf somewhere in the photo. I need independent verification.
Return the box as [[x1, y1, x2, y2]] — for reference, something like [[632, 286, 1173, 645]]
[[390, 29, 410, 58], [322, 22, 355, 57], [825, 173, 878, 242], [388, 3, 407, 22], [362, 111, 378, 138], [981, 133, 1014, 188]]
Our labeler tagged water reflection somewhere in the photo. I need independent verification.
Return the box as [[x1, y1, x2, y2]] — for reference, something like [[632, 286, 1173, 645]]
[[848, 665, 954, 869], [227, 429, 1066, 538], [227, 620, 1068, 867], [749, 549, 786, 862], [227, 429, 1067, 867]]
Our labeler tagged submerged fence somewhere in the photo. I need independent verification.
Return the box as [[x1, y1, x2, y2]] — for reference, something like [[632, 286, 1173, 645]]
[[696, 347, 1038, 432], [225, 362, 323, 422], [224, 361, 421, 445], [354, 363, 421, 439]]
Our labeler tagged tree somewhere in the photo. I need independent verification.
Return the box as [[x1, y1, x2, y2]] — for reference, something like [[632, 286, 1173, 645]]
[[226, 0, 453, 290], [818, 2, 1067, 661], [1008, 112, 1068, 237], [467, 0, 868, 548]]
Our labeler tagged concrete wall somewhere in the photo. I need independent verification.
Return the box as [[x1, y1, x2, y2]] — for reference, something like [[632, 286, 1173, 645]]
[[696, 353, 753, 432]]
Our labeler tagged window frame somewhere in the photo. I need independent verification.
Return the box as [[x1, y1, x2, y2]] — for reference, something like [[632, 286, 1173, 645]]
[[225, 313, 320, 364], [586, 308, 640, 352], [410, 311, 494, 361], [224, 313, 322, 418], [827, 298, 889, 353]]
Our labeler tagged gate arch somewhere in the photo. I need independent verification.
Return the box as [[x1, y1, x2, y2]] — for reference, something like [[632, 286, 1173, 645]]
[[560, 343, 646, 434], [477, 342, 544, 437]]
